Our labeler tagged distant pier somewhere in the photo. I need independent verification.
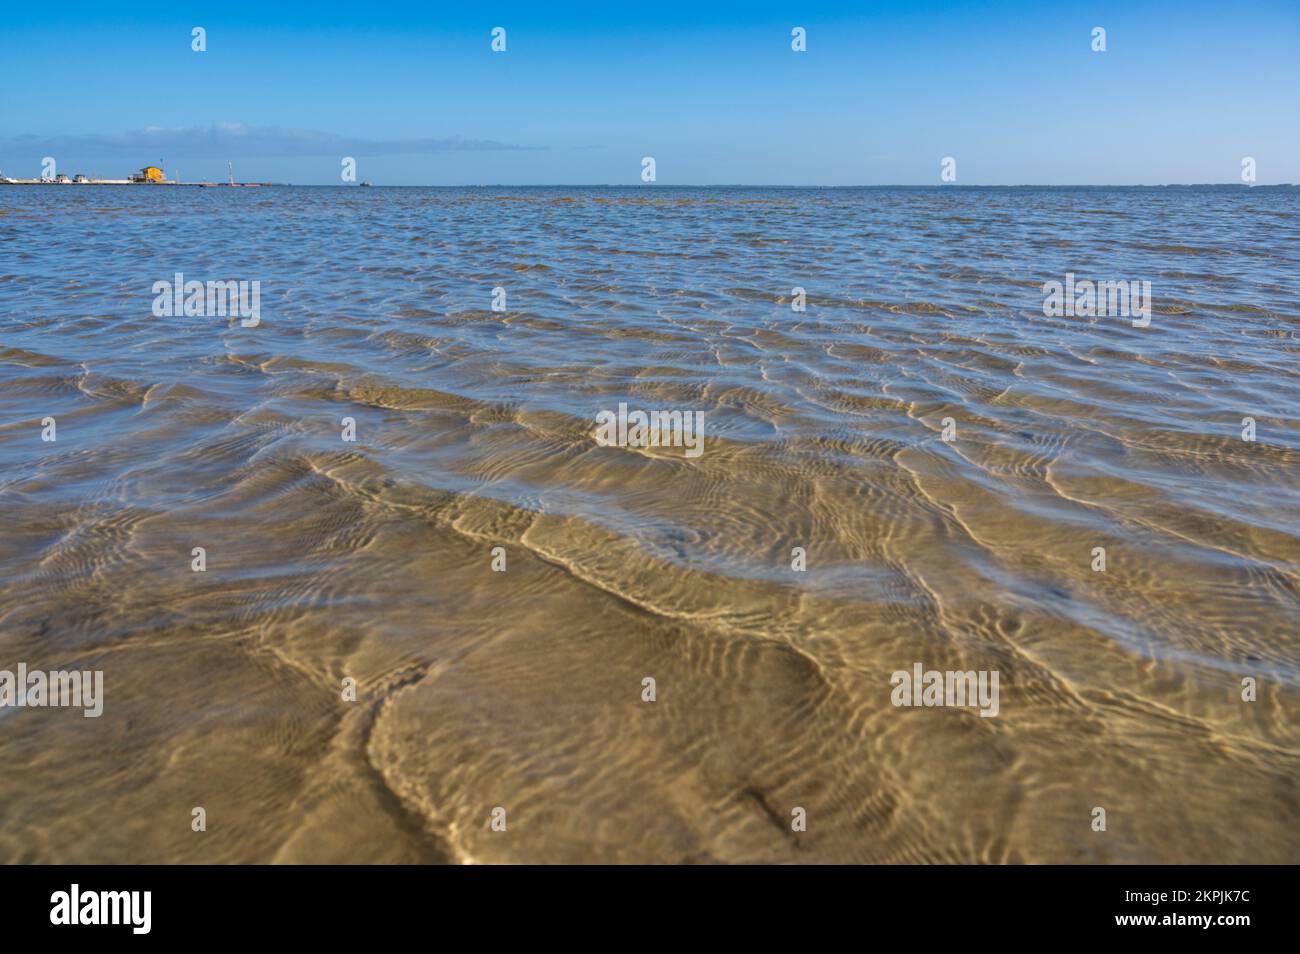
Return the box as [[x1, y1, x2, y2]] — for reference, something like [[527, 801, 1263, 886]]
[[0, 163, 272, 187]]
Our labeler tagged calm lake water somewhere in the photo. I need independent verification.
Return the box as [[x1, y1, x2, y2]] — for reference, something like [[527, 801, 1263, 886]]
[[1, 186, 1297, 862]]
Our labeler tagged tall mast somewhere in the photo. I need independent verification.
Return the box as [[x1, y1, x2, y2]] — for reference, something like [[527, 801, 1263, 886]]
[[228, 161, 234, 186]]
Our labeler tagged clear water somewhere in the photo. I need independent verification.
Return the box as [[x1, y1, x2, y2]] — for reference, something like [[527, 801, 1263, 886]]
[[1, 186, 1297, 862]]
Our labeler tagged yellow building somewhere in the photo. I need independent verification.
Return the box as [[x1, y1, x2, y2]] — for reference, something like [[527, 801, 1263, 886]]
[[130, 166, 166, 183]]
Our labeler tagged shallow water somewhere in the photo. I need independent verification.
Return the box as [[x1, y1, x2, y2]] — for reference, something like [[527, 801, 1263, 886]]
[[1, 185, 1297, 863]]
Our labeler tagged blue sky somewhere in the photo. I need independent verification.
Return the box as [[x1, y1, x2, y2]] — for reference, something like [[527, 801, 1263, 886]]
[[1, 1, 1297, 185]]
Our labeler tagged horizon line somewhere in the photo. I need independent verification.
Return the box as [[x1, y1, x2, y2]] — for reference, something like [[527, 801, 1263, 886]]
[[194, 182, 1298, 189]]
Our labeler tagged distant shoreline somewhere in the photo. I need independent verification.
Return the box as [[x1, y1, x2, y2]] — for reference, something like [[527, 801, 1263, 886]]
[[0, 180, 274, 187], [1, 182, 1294, 189]]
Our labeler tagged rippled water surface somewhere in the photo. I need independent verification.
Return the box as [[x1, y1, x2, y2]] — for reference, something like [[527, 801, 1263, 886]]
[[1, 186, 1297, 863]]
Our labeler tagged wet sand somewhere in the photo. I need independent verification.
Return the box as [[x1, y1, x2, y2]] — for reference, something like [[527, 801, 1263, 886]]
[[0, 187, 1297, 862]]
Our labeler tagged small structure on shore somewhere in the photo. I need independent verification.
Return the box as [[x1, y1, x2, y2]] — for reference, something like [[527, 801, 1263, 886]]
[[128, 166, 167, 183]]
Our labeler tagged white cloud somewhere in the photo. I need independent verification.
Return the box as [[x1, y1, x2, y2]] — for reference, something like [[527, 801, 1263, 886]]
[[0, 124, 540, 158]]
